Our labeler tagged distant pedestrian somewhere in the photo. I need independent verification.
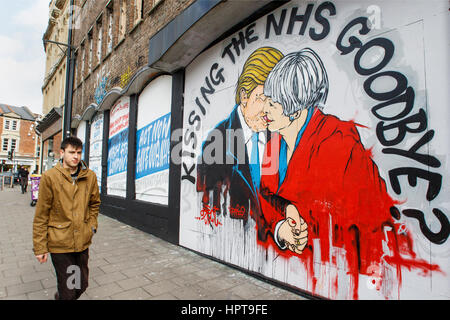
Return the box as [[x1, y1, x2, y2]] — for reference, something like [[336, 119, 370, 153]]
[[18, 166, 29, 194], [32, 136, 100, 300]]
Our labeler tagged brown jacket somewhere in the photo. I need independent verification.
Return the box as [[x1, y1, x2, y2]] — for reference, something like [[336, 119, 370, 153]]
[[32, 161, 101, 255]]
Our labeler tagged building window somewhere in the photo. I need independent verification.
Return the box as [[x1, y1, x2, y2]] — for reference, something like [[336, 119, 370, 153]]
[[48, 138, 54, 156], [97, 17, 103, 63], [59, 68, 64, 105], [73, 2, 81, 30], [88, 31, 93, 73], [74, 49, 78, 84], [2, 138, 8, 151], [119, 0, 127, 41], [3, 119, 17, 131], [11, 139, 16, 151], [80, 42, 85, 79], [134, 0, 143, 25], [107, 3, 114, 54]]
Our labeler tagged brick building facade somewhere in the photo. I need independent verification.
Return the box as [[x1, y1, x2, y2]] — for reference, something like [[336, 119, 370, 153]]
[[38, 0, 72, 173], [0, 104, 40, 173], [42, 0, 70, 116], [71, 0, 193, 118]]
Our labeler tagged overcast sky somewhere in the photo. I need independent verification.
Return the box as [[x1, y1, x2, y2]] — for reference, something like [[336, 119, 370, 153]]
[[0, 0, 49, 115]]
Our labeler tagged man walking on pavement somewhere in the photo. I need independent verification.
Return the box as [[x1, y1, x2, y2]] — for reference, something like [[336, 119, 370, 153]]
[[32, 136, 101, 300], [19, 166, 29, 194]]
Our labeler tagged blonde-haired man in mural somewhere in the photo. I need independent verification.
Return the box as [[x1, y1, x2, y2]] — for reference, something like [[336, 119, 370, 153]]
[[197, 47, 283, 234]]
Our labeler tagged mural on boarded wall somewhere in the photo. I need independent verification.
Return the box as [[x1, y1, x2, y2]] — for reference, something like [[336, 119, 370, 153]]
[[179, 0, 449, 299]]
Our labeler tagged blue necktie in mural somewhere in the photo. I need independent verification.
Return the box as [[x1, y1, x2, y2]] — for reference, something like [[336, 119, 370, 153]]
[[250, 132, 260, 191]]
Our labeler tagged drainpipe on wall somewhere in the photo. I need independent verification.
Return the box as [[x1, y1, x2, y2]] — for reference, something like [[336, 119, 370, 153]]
[[39, 138, 43, 174], [62, 0, 75, 140]]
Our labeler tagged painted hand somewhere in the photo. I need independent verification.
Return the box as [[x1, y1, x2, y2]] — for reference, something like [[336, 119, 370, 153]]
[[278, 205, 308, 254]]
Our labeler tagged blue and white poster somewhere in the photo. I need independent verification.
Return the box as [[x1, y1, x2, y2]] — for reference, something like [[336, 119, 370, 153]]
[[136, 113, 171, 179], [135, 75, 172, 205], [107, 96, 129, 197], [108, 128, 128, 176]]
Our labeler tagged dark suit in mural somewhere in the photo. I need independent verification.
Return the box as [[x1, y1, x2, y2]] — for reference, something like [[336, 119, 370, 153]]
[[197, 106, 266, 226]]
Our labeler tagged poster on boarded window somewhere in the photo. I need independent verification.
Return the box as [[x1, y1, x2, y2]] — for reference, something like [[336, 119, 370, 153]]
[[89, 112, 103, 191], [107, 96, 129, 197], [135, 75, 172, 205]]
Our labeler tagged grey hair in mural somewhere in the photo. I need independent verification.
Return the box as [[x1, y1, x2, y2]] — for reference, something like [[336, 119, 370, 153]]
[[263, 48, 329, 116]]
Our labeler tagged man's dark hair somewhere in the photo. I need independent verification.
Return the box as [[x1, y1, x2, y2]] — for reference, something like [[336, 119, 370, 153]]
[[61, 136, 83, 151]]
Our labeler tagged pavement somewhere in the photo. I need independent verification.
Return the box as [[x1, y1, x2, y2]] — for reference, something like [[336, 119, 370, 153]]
[[0, 184, 307, 301]]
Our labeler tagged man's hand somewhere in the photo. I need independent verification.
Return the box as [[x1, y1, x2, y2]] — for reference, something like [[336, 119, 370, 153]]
[[278, 204, 308, 254], [36, 253, 49, 264]]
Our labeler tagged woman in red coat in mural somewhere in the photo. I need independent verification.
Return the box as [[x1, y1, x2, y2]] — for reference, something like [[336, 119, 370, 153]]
[[257, 48, 438, 298]]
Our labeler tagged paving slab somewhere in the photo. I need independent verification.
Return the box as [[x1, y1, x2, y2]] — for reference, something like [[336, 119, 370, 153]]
[[110, 287, 152, 300], [6, 280, 43, 296], [116, 275, 153, 291]]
